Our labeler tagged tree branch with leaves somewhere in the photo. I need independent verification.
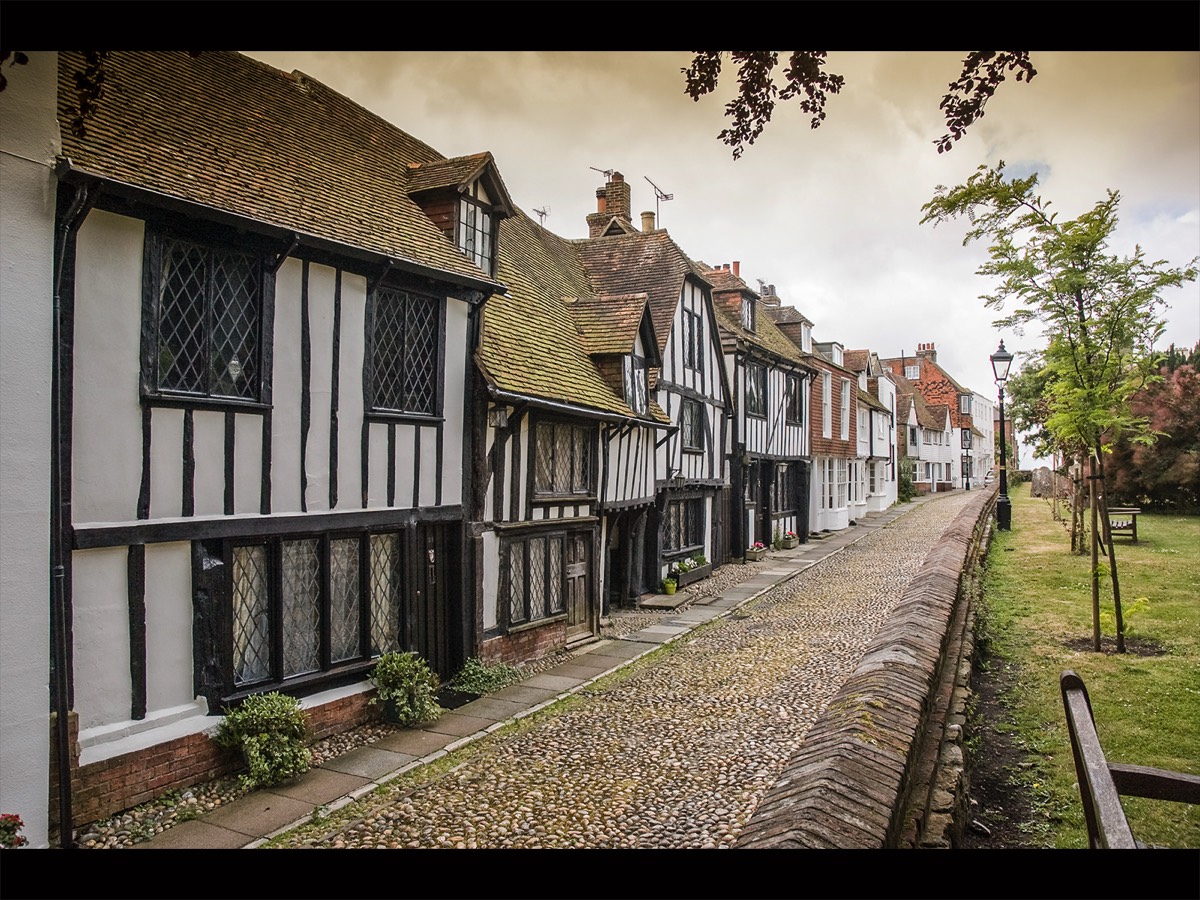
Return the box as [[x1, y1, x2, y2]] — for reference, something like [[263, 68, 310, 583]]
[[683, 50, 1035, 159]]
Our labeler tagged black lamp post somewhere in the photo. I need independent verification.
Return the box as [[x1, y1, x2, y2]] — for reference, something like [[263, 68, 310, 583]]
[[991, 340, 1013, 530]]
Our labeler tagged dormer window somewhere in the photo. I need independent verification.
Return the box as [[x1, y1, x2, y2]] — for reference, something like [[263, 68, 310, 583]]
[[741, 297, 755, 332], [624, 353, 649, 414], [959, 394, 972, 415], [458, 181, 494, 275], [905, 365, 920, 380]]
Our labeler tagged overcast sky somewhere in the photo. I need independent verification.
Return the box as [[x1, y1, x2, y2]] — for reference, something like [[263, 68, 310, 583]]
[[244, 50, 1200, 464]]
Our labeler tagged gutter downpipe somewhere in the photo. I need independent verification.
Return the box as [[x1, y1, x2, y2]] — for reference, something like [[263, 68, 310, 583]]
[[51, 174, 94, 848]]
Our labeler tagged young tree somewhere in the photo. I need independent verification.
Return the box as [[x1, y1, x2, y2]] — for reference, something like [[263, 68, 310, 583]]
[[921, 162, 1198, 652]]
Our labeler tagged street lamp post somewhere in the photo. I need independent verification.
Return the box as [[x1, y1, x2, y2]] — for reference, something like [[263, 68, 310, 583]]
[[991, 340, 1013, 530]]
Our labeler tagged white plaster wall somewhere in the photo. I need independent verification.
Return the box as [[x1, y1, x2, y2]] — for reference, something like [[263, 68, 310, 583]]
[[304, 264, 335, 512], [0, 50, 57, 847], [148, 407, 184, 518], [441, 298, 468, 506], [367, 421, 389, 508], [71, 547, 132, 730], [191, 409, 225, 516], [335, 275, 366, 510], [481, 530, 499, 629], [395, 422, 416, 507], [233, 412, 263, 514], [145, 542, 194, 710], [419, 423, 438, 508], [271, 258, 303, 513], [71, 211, 143, 524]]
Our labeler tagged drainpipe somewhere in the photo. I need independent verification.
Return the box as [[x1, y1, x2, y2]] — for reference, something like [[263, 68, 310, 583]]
[[51, 176, 94, 848]]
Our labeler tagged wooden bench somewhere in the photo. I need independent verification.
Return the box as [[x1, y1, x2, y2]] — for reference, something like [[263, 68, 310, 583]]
[[1060, 670, 1200, 848], [1107, 506, 1141, 542]]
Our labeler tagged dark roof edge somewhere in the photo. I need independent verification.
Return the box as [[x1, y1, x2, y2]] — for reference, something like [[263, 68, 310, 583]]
[[57, 160, 504, 298], [485, 385, 676, 432]]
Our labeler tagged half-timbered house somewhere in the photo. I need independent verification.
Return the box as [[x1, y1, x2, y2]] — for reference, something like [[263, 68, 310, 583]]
[[708, 271, 816, 553], [471, 203, 669, 663], [23, 50, 518, 836], [574, 175, 733, 590]]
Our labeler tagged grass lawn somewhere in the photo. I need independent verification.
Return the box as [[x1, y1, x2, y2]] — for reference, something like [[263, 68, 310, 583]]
[[978, 481, 1200, 849]]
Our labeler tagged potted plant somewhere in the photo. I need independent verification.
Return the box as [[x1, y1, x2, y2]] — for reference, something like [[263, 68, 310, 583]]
[[369, 651, 445, 727], [782, 530, 799, 549], [662, 575, 678, 595], [214, 692, 312, 790], [745, 541, 767, 562], [0, 813, 28, 849]]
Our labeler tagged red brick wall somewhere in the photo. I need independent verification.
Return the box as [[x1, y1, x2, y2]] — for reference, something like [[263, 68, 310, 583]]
[[50, 691, 379, 833], [480, 619, 567, 668]]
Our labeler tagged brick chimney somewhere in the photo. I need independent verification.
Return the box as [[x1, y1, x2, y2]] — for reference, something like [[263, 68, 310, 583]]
[[758, 281, 781, 309], [916, 341, 937, 363], [641, 210, 655, 232], [586, 171, 632, 238]]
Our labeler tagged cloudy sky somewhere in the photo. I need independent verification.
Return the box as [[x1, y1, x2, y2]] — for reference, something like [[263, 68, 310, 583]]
[[245, 50, 1199, 463]]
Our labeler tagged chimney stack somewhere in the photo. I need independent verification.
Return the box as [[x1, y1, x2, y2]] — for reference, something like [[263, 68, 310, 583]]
[[732, 261, 741, 277], [586, 171, 632, 238], [641, 210, 655, 232]]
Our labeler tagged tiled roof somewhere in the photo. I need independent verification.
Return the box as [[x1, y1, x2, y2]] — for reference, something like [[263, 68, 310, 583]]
[[406, 152, 515, 217], [704, 267, 815, 372], [575, 230, 706, 357], [570, 294, 651, 356], [480, 211, 667, 423], [769, 305, 812, 325], [857, 387, 888, 413], [57, 51, 496, 288], [843, 349, 869, 374]]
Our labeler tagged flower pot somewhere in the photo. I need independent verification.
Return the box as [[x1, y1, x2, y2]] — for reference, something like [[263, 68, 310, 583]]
[[663, 581, 677, 595], [745, 548, 766, 562], [676, 563, 712, 587], [782, 536, 799, 549]]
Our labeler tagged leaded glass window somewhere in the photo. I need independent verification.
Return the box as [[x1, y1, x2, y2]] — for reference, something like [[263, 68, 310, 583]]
[[329, 538, 361, 663], [745, 362, 767, 418], [369, 533, 401, 655], [785, 374, 803, 425], [148, 231, 265, 402], [232, 544, 270, 687], [683, 309, 703, 372], [664, 497, 704, 553], [681, 398, 704, 451], [282, 539, 321, 677], [624, 354, 648, 414], [504, 533, 570, 626], [534, 422, 593, 495], [369, 286, 441, 416]]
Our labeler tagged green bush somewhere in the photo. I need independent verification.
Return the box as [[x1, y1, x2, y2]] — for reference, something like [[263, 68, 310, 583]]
[[898, 458, 916, 503], [370, 651, 444, 726], [214, 692, 311, 790], [451, 656, 524, 694]]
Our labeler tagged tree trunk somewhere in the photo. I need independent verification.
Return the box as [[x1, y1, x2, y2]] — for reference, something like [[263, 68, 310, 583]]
[[1089, 463, 1101, 651], [1092, 445, 1126, 653]]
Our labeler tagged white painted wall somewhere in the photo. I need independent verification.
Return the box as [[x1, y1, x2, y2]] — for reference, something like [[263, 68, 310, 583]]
[[0, 50, 58, 848], [71, 211, 144, 524], [144, 542, 194, 710], [71, 547, 132, 730]]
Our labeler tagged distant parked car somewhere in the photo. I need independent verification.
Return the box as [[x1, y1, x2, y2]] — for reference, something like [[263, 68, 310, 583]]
[[984, 470, 996, 485]]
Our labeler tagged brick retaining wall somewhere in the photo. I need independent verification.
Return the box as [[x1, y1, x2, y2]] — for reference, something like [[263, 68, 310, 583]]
[[736, 487, 997, 848]]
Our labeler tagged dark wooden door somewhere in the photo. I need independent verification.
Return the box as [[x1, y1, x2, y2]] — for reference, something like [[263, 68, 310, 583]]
[[402, 522, 459, 679], [565, 532, 591, 639]]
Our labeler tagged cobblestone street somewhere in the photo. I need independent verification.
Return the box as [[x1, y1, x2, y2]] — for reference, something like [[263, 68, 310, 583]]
[[268, 491, 975, 849]]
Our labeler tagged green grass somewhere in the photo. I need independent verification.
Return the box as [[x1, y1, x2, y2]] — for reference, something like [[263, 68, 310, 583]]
[[978, 483, 1200, 848]]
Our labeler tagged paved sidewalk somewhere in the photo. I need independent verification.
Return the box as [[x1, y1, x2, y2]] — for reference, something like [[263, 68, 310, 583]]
[[135, 496, 936, 849]]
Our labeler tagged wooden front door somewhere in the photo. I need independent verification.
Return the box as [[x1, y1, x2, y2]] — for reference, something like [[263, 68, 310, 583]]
[[565, 532, 591, 640]]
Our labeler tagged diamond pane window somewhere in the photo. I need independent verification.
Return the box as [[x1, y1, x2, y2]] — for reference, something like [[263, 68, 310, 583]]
[[785, 374, 803, 425], [535, 422, 594, 495], [458, 189, 494, 275], [152, 233, 263, 402], [370, 286, 442, 416], [681, 398, 704, 451], [746, 362, 767, 417], [282, 539, 321, 677], [503, 532, 576, 626], [232, 545, 270, 686], [330, 538, 361, 663], [369, 533, 401, 655], [664, 497, 703, 552]]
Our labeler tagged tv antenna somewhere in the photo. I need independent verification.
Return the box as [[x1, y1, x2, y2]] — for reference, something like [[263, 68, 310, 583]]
[[533, 206, 550, 226], [589, 166, 615, 181], [644, 176, 673, 224]]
